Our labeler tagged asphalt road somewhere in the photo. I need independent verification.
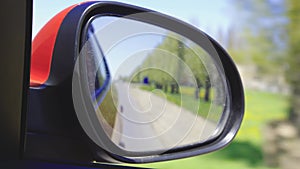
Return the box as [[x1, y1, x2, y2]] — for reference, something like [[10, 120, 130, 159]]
[[111, 82, 218, 153]]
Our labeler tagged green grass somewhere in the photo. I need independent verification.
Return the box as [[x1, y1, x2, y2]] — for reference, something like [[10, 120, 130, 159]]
[[126, 89, 289, 169], [140, 85, 222, 122], [98, 85, 118, 128]]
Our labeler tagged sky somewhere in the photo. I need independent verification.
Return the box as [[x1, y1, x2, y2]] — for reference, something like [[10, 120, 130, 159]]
[[32, 0, 234, 80], [32, 0, 233, 38], [91, 16, 169, 79]]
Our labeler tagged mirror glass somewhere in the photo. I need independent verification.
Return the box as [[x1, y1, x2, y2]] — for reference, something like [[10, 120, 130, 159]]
[[78, 15, 229, 153]]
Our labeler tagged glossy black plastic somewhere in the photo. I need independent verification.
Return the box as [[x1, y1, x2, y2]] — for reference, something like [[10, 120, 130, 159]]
[[26, 1, 244, 164]]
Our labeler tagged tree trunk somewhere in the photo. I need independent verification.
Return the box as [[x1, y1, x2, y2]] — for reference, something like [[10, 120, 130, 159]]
[[204, 87, 210, 102], [287, 0, 300, 132], [204, 76, 211, 102]]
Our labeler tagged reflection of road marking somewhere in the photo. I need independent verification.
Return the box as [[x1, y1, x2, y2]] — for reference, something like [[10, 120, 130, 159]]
[[111, 82, 164, 152], [120, 105, 123, 113], [111, 81, 218, 152], [119, 141, 125, 148]]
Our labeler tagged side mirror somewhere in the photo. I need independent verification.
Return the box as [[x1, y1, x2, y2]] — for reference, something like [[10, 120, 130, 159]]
[[27, 1, 244, 165]]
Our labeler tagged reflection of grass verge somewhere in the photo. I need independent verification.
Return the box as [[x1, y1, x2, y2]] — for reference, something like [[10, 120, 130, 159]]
[[140, 85, 156, 92], [99, 85, 118, 128], [140, 85, 220, 122], [128, 89, 288, 169]]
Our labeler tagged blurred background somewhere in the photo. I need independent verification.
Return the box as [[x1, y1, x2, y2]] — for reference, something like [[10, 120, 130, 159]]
[[33, 0, 300, 169]]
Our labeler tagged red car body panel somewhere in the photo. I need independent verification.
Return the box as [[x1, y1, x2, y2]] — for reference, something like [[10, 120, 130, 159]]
[[30, 5, 76, 86]]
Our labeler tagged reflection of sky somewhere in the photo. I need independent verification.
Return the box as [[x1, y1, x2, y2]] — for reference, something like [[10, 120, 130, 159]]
[[32, 0, 232, 38], [91, 17, 165, 79], [103, 35, 164, 79], [33, 0, 232, 79]]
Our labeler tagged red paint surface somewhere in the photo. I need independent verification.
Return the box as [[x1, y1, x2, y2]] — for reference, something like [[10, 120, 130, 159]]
[[30, 5, 76, 86]]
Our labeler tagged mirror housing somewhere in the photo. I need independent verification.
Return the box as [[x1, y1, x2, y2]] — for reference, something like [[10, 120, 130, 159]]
[[27, 1, 244, 165]]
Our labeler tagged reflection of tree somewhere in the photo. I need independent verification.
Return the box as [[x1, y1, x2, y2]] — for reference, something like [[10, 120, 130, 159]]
[[131, 33, 211, 101], [185, 44, 210, 101], [176, 40, 185, 86], [204, 76, 211, 102]]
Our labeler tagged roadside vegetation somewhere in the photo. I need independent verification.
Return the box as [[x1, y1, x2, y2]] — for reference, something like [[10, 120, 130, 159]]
[[129, 89, 288, 169], [98, 85, 118, 128], [127, 1, 294, 168], [140, 84, 222, 122]]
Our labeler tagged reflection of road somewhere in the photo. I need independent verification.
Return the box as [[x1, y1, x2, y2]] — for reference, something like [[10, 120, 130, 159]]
[[111, 82, 164, 152], [111, 82, 217, 152]]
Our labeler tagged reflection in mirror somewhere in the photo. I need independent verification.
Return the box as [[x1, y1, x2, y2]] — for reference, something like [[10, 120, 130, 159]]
[[81, 15, 228, 153]]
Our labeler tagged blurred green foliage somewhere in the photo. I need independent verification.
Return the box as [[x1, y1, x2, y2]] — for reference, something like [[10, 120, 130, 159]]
[[127, 1, 294, 168], [227, 0, 287, 77], [128, 90, 288, 169], [286, 0, 300, 131]]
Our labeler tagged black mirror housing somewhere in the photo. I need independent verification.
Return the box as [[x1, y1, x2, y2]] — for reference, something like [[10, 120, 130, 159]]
[[26, 1, 244, 165]]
